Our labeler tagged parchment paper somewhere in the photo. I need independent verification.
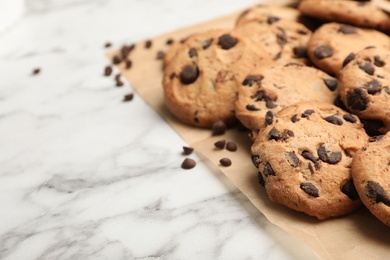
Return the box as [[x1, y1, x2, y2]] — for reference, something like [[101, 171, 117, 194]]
[[111, 1, 390, 259]]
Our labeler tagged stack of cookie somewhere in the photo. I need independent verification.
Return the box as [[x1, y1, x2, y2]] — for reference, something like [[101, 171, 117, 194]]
[[162, 0, 390, 224]]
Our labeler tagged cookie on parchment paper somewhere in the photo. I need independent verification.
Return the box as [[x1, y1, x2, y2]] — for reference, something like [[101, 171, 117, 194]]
[[251, 101, 369, 220]]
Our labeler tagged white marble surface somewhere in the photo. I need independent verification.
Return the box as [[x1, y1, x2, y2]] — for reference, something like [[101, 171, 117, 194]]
[[0, 0, 317, 259]]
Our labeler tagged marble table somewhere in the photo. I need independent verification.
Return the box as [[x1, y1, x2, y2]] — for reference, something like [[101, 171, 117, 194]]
[[0, 0, 316, 259]]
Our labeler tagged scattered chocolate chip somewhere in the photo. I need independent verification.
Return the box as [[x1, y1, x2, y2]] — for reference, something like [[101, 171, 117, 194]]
[[166, 38, 174, 45], [263, 162, 275, 176], [212, 120, 227, 136], [116, 80, 124, 87], [145, 40, 152, 49], [242, 75, 263, 86], [287, 152, 299, 168], [358, 61, 375, 75], [324, 115, 343, 125], [267, 16, 280, 24], [251, 154, 262, 168], [308, 163, 315, 174], [214, 140, 226, 149], [112, 55, 122, 65], [302, 109, 315, 118], [343, 114, 357, 123], [114, 73, 121, 82], [313, 45, 333, 59], [323, 79, 338, 91], [317, 145, 342, 164], [123, 93, 134, 102], [341, 179, 360, 200], [268, 127, 279, 141], [120, 46, 131, 59], [125, 60, 132, 69], [374, 55, 385, 67], [104, 66, 112, 76], [302, 151, 318, 163], [202, 38, 213, 49], [188, 48, 197, 58], [32, 68, 41, 75], [363, 79, 381, 94], [226, 141, 237, 152], [300, 182, 319, 197], [291, 114, 299, 123], [258, 172, 265, 186], [347, 88, 368, 111], [219, 158, 232, 167], [338, 24, 357, 34], [366, 181, 390, 206], [156, 50, 165, 60], [369, 135, 384, 142], [180, 65, 199, 85], [181, 158, 196, 169], [104, 42, 112, 48], [265, 111, 274, 126], [182, 146, 194, 155], [218, 34, 237, 50], [342, 52, 355, 67], [246, 104, 260, 111], [293, 46, 308, 58]]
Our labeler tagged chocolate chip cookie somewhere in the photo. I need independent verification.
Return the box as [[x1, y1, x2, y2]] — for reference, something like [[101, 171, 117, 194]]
[[235, 63, 339, 131], [351, 132, 390, 227], [338, 47, 390, 133], [251, 101, 369, 219], [163, 29, 272, 128], [236, 5, 301, 26]]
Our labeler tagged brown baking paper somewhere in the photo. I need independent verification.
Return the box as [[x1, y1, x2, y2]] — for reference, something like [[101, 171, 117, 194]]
[[111, 1, 390, 259]]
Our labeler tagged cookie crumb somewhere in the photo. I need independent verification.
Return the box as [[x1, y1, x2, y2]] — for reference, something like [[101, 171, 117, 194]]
[[182, 146, 194, 155], [181, 158, 196, 169], [219, 158, 232, 167]]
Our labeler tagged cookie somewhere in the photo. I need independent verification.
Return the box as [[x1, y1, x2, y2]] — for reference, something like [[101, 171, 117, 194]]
[[299, 0, 390, 31], [351, 132, 390, 227], [235, 18, 312, 65], [235, 63, 339, 131], [338, 47, 390, 133], [307, 22, 390, 75], [163, 29, 272, 128], [236, 5, 301, 26], [251, 101, 368, 219]]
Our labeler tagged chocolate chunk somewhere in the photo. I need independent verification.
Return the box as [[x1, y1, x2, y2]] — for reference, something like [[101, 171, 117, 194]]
[[212, 120, 227, 136], [343, 114, 357, 123], [214, 140, 226, 149], [252, 154, 262, 168], [281, 130, 294, 141], [291, 114, 299, 123], [302, 109, 315, 118], [265, 96, 277, 109], [226, 141, 237, 152], [358, 61, 375, 75], [302, 151, 318, 163], [246, 104, 260, 111], [123, 93, 134, 102], [268, 127, 279, 141], [315, 161, 321, 170], [120, 46, 131, 59], [104, 42, 112, 48], [218, 34, 237, 50], [265, 111, 274, 126], [180, 65, 199, 85], [242, 75, 263, 86], [263, 162, 275, 176], [258, 172, 265, 186], [166, 38, 174, 45], [188, 48, 197, 58], [251, 90, 265, 101], [181, 158, 196, 169], [342, 52, 355, 67], [308, 163, 315, 174], [202, 38, 213, 49], [323, 79, 338, 91], [125, 60, 132, 69], [324, 115, 343, 125], [317, 145, 342, 164], [293, 46, 308, 58], [104, 66, 112, 76], [347, 88, 368, 111], [363, 79, 381, 94], [313, 45, 333, 59], [267, 16, 280, 24], [341, 179, 360, 200], [361, 119, 385, 136], [287, 152, 299, 168], [32, 68, 41, 75], [182, 146, 194, 155], [338, 24, 357, 34], [112, 55, 122, 64], [366, 181, 390, 206], [219, 158, 232, 167], [156, 50, 165, 60], [300, 182, 319, 197], [374, 55, 385, 67], [145, 40, 152, 49]]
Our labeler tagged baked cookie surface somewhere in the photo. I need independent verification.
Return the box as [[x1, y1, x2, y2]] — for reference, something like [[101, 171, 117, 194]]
[[251, 101, 368, 219], [236, 5, 301, 26]]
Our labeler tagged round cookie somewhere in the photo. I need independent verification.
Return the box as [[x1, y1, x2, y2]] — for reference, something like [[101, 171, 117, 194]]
[[307, 22, 390, 75], [234, 18, 312, 65], [163, 29, 272, 128], [236, 5, 301, 26], [251, 101, 369, 220], [351, 132, 390, 227], [235, 63, 339, 131], [338, 47, 390, 133], [299, 0, 390, 31]]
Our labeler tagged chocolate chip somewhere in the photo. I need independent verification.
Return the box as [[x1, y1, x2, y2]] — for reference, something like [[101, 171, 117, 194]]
[[276, 34, 287, 47], [366, 181, 390, 206], [302, 109, 315, 118], [166, 38, 174, 45], [317, 145, 342, 164], [145, 40, 152, 49], [258, 172, 265, 186], [369, 135, 384, 142], [342, 52, 355, 67], [274, 52, 282, 60], [212, 120, 227, 136], [308, 163, 315, 174], [104, 42, 112, 48], [313, 45, 333, 59], [343, 114, 357, 123], [324, 115, 343, 125], [188, 48, 197, 58], [347, 88, 368, 111], [374, 55, 385, 67], [214, 140, 226, 149], [293, 46, 308, 58], [358, 61, 375, 75], [323, 79, 338, 91], [246, 104, 260, 111], [182, 146, 194, 155], [125, 60, 132, 69], [263, 162, 275, 176], [32, 68, 41, 75], [123, 93, 134, 102], [291, 114, 299, 123], [363, 79, 381, 94], [218, 34, 237, 50], [120, 46, 131, 59], [268, 128, 279, 141], [341, 179, 360, 200], [116, 80, 124, 87], [181, 158, 196, 169], [287, 152, 299, 168], [242, 75, 263, 86], [156, 50, 165, 60], [251, 90, 265, 101], [265, 96, 277, 109], [251, 154, 262, 168], [202, 38, 213, 49], [112, 55, 122, 64], [338, 24, 357, 34], [361, 119, 385, 136], [300, 182, 319, 197], [281, 130, 294, 141], [267, 16, 280, 24], [302, 151, 318, 163], [180, 65, 199, 85], [265, 111, 274, 126], [219, 158, 232, 167], [104, 66, 112, 76], [226, 141, 237, 152], [315, 161, 321, 170]]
